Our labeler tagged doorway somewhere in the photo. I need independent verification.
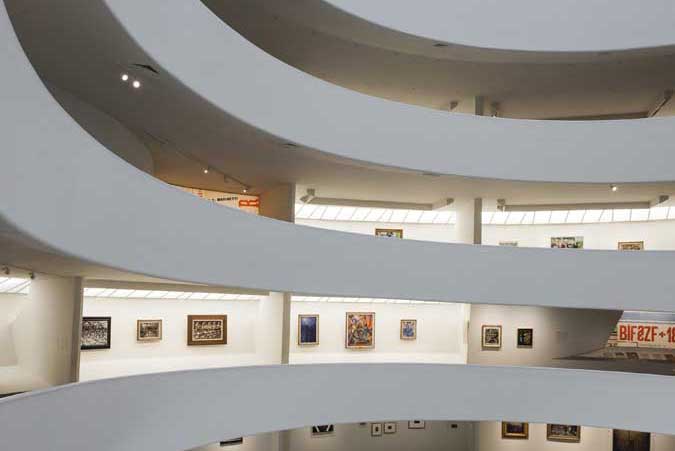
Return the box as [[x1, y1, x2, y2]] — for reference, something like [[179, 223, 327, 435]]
[[613, 430, 650, 451]]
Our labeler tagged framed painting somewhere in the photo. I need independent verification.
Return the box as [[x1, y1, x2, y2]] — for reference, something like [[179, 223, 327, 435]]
[[298, 314, 319, 346], [311, 425, 334, 436], [384, 423, 397, 434], [81, 317, 111, 350], [517, 328, 533, 348], [400, 319, 417, 340], [375, 228, 403, 239], [502, 422, 529, 439], [346, 312, 375, 349], [137, 319, 162, 342], [408, 420, 426, 429], [547, 424, 581, 443], [371, 423, 383, 437], [618, 241, 644, 251], [219, 438, 243, 446], [499, 241, 518, 247], [551, 236, 584, 249], [482, 325, 502, 349], [187, 315, 227, 346]]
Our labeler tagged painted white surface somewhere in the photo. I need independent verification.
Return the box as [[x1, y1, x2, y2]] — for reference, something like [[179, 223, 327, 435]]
[[290, 301, 469, 364], [0, 294, 23, 367]]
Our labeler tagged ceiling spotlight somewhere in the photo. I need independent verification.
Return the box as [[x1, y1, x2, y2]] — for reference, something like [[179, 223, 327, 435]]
[[121, 73, 129, 82], [611, 184, 618, 192], [242, 188, 248, 193], [203, 168, 209, 174], [132, 80, 141, 89]]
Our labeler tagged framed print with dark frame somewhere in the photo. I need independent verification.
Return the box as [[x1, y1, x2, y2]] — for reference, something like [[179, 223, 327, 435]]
[[371, 423, 383, 437], [551, 236, 584, 249], [187, 315, 227, 346], [408, 420, 426, 429], [618, 241, 644, 251], [298, 314, 319, 346], [81, 316, 111, 350], [384, 423, 397, 434], [400, 319, 417, 340], [311, 425, 334, 436], [375, 228, 403, 239], [219, 438, 243, 446], [482, 325, 502, 349], [137, 319, 162, 342], [517, 328, 533, 348], [345, 312, 375, 349], [547, 424, 581, 442], [502, 422, 529, 439]]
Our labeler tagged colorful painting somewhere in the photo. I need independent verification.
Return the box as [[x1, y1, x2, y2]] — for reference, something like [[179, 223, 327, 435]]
[[551, 236, 584, 248], [502, 422, 529, 439], [618, 241, 644, 250], [547, 424, 581, 442], [346, 312, 375, 349], [482, 325, 502, 349], [81, 317, 111, 350], [517, 328, 533, 348], [499, 241, 518, 247], [375, 228, 403, 239], [298, 315, 319, 345], [137, 319, 162, 342], [187, 315, 227, 346], [400, 319, 417, 340]]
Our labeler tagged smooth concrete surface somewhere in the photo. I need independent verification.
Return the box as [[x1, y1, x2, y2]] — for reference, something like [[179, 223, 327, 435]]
[[1, 364, 675, 451], [102, 0, 675, 183]]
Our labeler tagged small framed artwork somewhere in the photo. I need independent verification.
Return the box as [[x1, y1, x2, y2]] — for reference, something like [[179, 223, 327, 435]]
[[375, 228, 403, 239], [298, 314, 319, 346], [137, 319, 162, 342], [219, 438, 243, 446], [408, 420, 426, 429], [371, 423, 383, 437], [547, 424, 581, 443], [482, 325, 502, 349], [502, 422, 529, 439], [311, 425, 334, 435], [346, 312, 375, 349], [499, 241, 518, 247], [400, 319, 417, 340], [81, 317, 111, 350], [551, 236, 584, 249], [187, 315, 227, 346], [517, 328, 533, 348], [384, 423, 397, 434], [618, 241, 644, 251]]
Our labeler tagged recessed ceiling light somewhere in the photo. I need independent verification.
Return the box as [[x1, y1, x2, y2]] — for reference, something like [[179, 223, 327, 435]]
[[611, 184, 618, 192], [242, 188, 248, 193], [203, 168, 209, 174], [121, 74, 129, 82], [132, 80, 141, 89]]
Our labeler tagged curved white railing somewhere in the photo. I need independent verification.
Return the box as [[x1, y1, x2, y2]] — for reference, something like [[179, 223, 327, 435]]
[[1, 364, 674, 451], [2, 1, 675, 312], [99, 0, 675, 184]]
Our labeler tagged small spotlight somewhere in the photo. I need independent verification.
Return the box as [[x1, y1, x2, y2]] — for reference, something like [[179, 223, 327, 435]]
[[132, 80, 141, 89], [242, 188, 248, 193], [611, 185, 618, 192], [121, 74, 129, 82], [203, 168, 209, 174]]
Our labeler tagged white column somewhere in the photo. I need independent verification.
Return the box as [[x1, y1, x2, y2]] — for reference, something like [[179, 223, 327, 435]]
[[454, 198, 482, 244]]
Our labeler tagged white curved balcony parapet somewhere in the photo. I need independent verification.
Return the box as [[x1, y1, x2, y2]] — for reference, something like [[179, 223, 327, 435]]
[[99, 0, 675, 184], [1, 364, 674, 451], [3, 0, 675, 312]]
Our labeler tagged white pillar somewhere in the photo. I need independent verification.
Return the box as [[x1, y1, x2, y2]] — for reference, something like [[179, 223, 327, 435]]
[[454, 198, 482, 244]]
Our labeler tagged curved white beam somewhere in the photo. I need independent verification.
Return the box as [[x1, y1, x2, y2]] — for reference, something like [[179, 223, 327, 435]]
[[99, 0, 675, 184], [1, 364, 674, 451], [2, 1, 675, 312]]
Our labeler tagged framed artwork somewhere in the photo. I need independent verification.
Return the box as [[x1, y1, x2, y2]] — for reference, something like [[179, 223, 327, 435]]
[[81, 317, 111, 350], [551, 236, 584, 249], [187, 315, 227, 346], [482, 325, 502, 349], [375, 228, 403, 239], [547, 424, 581, 443], [137, 319, 162, 342], [384, 423, 397, 434], [371, 423, 383, 437], [499, 241, 518, 247], [517, 328, 533, 348], [219, 438, 243, 446], [400, 319, 417, 340], [346, 312, 375, 349], [311, 425, 334, 435], [502, 422, 529, 439], [618, 241, 644, 251], [298, 314, 319, 346], [408, 420, 426, 429]]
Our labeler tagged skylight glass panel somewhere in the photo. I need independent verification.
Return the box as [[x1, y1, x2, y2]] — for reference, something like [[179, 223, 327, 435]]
[[433, 211, 452, 224], [364, 208, 385, 222], [351, 208, 371, 221], [146, 291, 169, 299], [631, 209, 649, 222], [0, 278, 29, 293], [549, 211, 568, 223], [379, 210, 394, 223], [582, 210, 602, 223], [506, 212, 525, 225], [294, 203, 303, 215], [205, 293, 225, 300], [481, 212, 493, 224], [308, 206, 326, 220], [128, 290, 152, 298], [389, 210, 407, 222], [521, 212, 535, 225], [186, 292, 207, 300], [83, 287, 104, 297], [403, 210, 423, 223], [321, 206, 342, 221], [420, 211, 438, 223], [296, 204, 316, 219], [599, 210, 613, 222], [566, 210, 585, 224], [98, 288, 116, 297], [336, 206, 356, 221], [649, 207, 669, 221], [448, 212, 457, 224], [669, 207, 675, 220], [110, 289, 134, 298], [613, 209, 630, 222], [533, 211, 551, 224], [491, 211, 508, 225]]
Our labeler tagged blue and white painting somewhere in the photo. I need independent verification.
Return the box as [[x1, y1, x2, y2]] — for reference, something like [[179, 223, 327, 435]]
[[299, 315, 319, 345]]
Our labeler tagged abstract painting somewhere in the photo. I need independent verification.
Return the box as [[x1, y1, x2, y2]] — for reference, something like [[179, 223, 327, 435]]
[[298, 314, 319, 346], [482, 325, 502, 349], [400, 319, 417, 340], [375, 228, 403, 239], [618, 241, 644, 250], [187, 315, 227, 345], [137, 319, 162, 342], [547, 424, 581, 442], [502, 422, 529, 439], [81, 317, 111, 350], [551, 236, 584, 249], [517, 328, 533, 348], [346, 312, 375, 349]]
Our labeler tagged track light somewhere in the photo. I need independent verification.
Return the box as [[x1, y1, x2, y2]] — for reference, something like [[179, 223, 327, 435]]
[[1, 266, 9, 275], [132, 80, 141, 89], [611, 185, 618, 192], [121, 73, 129, 82]]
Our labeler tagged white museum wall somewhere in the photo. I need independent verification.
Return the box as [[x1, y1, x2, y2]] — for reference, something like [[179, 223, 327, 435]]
[[468, 305, 621, 367], [297, 219, 455, 243], [0, 294, 23, 367], [290, 301, 469, 364]]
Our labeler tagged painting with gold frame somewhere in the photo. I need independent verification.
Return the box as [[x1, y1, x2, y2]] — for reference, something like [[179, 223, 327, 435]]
[[187, 314, 227, 346], [298, 314, 319, 346], [482, 325, 502, 349], [502, 422, 529, 439], [547, 424, 581, 443], [137, 319, 162, 342], [375, 228, 403, 239], [618, 241, 644, 251], [345, 312, 375, 349], [400, 319, 417, 340]]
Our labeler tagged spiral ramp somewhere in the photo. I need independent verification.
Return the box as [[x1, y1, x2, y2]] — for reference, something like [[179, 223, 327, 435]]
[[1, 0, 675, 450]]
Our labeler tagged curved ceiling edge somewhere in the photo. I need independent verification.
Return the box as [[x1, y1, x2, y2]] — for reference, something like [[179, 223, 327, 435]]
[[1, 364, 674, 451], [101, 0, 675, 184]]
